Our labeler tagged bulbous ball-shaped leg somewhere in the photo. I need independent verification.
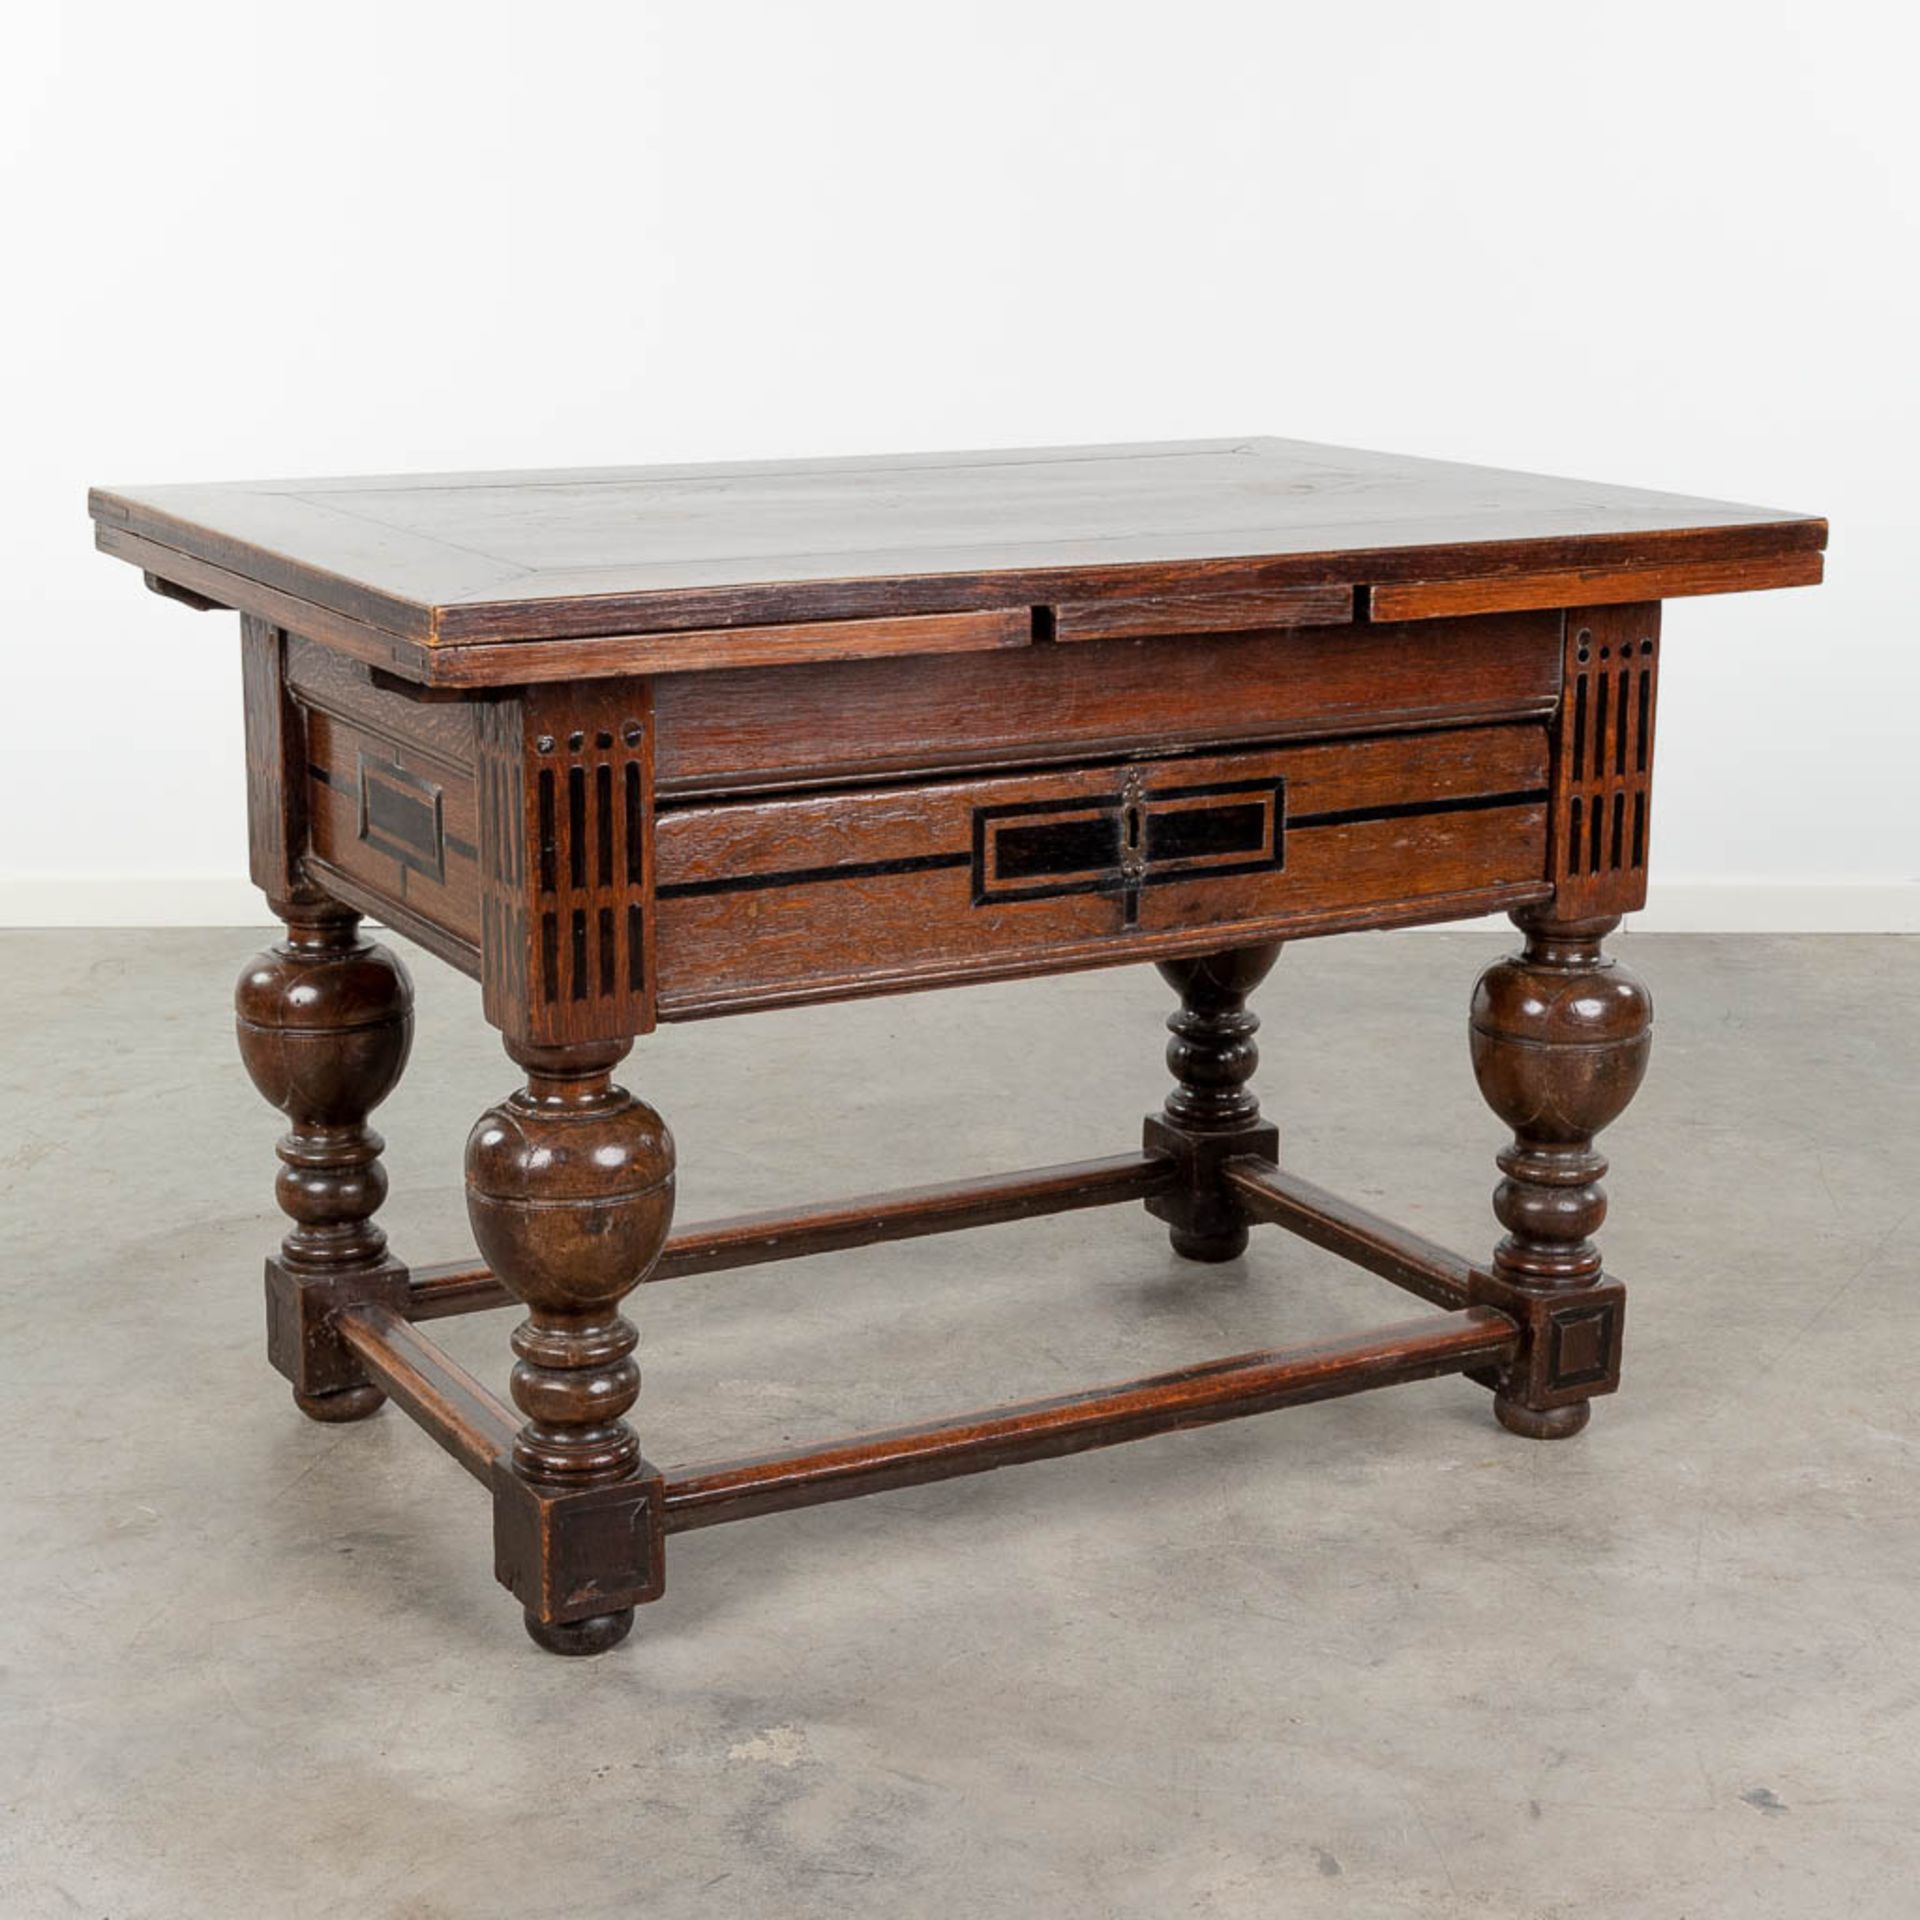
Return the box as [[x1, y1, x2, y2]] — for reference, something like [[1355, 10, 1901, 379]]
[[467, 1038, 675, 1653], [1470, 911, 1651, 1437], [235, 899, 414, 1421], [1144, 942, 1284, 1262]]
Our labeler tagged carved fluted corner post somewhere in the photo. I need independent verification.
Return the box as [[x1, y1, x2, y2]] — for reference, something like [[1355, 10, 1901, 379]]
[[1143, 941, 1283, 1261], [1469, 910, 1652, 1438], [467, 1039, 675, 1655], [235, 898, 414, 1421]]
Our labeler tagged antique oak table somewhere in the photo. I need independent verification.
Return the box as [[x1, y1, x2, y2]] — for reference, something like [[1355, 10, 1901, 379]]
[[90, 439, 1824, 1654]]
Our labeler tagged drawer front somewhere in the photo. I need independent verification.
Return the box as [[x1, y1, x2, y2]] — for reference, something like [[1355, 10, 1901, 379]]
[[651, 609, 1562, 796], [653, 725, 1549, 1014], [303, 707, 484, 950]]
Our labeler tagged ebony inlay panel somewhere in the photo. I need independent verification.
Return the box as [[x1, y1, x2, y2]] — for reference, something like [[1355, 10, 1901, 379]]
[[358, 755, 447, 884], [974, 773, 1288, 920], [651, 726, 1551, 1014]]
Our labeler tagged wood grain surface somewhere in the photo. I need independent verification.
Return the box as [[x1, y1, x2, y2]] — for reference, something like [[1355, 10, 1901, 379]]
[[92, 438, 1824, 681]]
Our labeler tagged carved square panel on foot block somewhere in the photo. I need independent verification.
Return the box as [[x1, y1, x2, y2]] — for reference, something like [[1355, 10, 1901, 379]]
[[264, 1255, 410, 1402], [1469, 1271, 1627, 1410], [490, 1460, 667, 1624]]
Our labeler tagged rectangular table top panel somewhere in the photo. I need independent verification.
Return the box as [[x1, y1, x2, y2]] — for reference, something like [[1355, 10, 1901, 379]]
[[91, 437, 1824, 677]]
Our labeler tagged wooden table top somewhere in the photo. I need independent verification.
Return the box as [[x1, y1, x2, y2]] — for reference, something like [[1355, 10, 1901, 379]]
[[91, 437, 1824, 681]]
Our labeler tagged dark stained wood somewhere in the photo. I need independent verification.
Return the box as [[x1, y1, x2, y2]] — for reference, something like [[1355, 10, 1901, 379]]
[[286, 634, 479, 765], [279, 632, 491, 972], [99, 523, 437, 680], [420, 608, 1031, 684], [638, 1150, 1172, 1281], [1547, 605, 1661, 920], [146, 570, 227, 612], [1469, 910, 1651, 1437], [404, 1151, 1179, 1319], [1223, 1160, 1477, 1310], [301, 857, 481, 980], [304, 707, 483, 948], [92, 438, 1824, 675], [653, 609, 1564, 797], [404, 1260, 513, 1322], [131, 436, 1822, 1653], [1143, 943, 1283, 1262], [235, 903, 414, 1421], [465, 1037, 674, 1652], [661, 1310, 1520, 1532], [238, 617, 307, 903], [1051, 584, 1353, 641], [659, 725, 1546, 882], [337, 1304, 517, 1482], [476, 682, 658, 1048], [654, 881, 1556, 1021], [1370, 550, 1821, 621], [652, 729, 1550, 1015]]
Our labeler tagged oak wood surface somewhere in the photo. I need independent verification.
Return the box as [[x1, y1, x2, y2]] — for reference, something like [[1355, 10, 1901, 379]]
[[93, 438, 1823, 681], [651, 609, 1563, 795], [1050, 583, 1354, 641], [286, 634, 479, 764], [652, 728, 1549, 1013], [238, 616, 307, 901], [660, 1309, 1520, 1531], [404, 1151, 1176, 1319], [416, 609, 1032, 685], [1370, 550, 1821, 621], [337, 1305, 518, 1482], [1223, 1159, 1479, 1310], [304, 706, 483, 948], [1546, 606, 1661, 920], [139, 438, 1822, 1654]]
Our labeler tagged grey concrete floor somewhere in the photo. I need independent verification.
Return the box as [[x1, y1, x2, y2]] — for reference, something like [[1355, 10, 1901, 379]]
[[0, 928, 1915, 1918]]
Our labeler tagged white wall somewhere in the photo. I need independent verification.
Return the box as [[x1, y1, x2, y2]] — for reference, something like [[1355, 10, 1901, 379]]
[[5, 1, 1914, 928]]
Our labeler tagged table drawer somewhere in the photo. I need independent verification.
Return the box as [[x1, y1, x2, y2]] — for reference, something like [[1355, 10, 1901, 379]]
[[653, 724, 1549, 1014], [652, 609, 1562, 796], [303, 707, 483, 949]]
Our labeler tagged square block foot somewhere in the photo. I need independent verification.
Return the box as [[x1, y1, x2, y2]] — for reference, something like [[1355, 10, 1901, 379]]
[[491, 1461, 667, 1624], [265, 1254, 409, 1401], [1470, 1271, 1626, 1409]]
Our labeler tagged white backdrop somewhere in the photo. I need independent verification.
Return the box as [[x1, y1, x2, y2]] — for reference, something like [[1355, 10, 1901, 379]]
[[4, 1, 1914, 928]]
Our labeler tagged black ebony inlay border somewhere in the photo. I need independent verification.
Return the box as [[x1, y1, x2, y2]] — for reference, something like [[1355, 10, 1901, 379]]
[[992, 812, 1123, 883], [972, 777, 1287, 907], [312, 760, 475, 869], [357, 754, 447, 885], [657, 851, 971, 901], [1289, 787, 1549, 831]]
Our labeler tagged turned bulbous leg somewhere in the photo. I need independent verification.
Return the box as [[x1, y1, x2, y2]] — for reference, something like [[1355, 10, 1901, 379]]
[[1144, 942, 1283, 1262], [235, 898, 413, 1421], [1470, 910, 1652, 1438], [467, 1038, 675, 1654]]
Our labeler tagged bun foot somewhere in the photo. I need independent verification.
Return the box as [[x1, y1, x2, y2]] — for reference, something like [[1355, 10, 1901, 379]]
[[293, 1383, 386, 1423], [1494, 1396, 1590, 1441], [1168, 1224, 1249, 1264], [524, 1607, 635, 1657]]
